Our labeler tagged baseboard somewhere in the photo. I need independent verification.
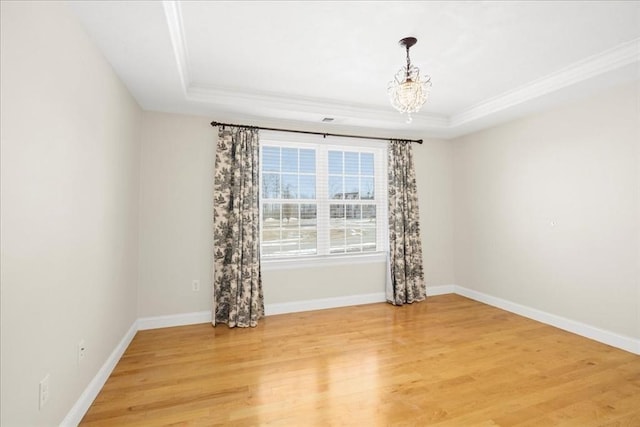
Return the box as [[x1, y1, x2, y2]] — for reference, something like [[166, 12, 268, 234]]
[[265, 292, 386, 316], [60, 320, 137, 427], [137, 310, 212, 330], [426, 284, 456, 296], [131, 287, 455, 327], [454, 285, 640, 355]]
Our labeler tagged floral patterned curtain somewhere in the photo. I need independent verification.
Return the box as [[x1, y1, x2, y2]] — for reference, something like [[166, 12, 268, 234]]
[[212, 126, 264, 327], [387, 140, 426, 305]]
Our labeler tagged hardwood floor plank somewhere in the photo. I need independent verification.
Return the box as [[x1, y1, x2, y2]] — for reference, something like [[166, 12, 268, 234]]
[[81, 295, 640, 426]]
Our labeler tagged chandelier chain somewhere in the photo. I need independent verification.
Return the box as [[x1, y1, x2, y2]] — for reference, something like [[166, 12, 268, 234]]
[[405, 45, 411, 80]]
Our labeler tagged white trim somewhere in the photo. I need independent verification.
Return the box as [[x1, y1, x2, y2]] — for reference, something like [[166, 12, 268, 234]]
[[454, 285, 640, 356], [162, 1, 190, 93], [184, 39, 638, 139], [187, 84, 450, 130], [262, 252, 386, 271], [137, 310, 212, 330], [60, 321, 137, 427], [265, 292, 386, 316], [451, 38, 640, 128]]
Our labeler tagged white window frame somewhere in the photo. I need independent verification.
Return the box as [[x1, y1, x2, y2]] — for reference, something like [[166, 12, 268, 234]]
[[259, 131, 388, 270]]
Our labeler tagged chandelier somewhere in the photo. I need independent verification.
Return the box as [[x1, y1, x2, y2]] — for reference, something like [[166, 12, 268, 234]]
[[387, 37, 432, 123]]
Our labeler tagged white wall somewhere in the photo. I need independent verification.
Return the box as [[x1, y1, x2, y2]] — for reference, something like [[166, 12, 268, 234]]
[[416, 138, 455, 287], [137, 112, 456, 317], [0, 2, 141, 425], [137, 112, 214, 317], [452, 81, 640, 340]]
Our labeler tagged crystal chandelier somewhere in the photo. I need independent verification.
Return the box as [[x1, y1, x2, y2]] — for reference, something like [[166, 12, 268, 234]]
[[388, 37, 432, 123]]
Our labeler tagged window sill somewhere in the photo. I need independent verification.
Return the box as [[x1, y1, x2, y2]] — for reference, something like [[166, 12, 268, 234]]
[[261, 252, 386, 271]]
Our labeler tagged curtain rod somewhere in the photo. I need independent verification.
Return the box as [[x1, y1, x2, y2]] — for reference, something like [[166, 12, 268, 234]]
[[210, 121, 423, 144]]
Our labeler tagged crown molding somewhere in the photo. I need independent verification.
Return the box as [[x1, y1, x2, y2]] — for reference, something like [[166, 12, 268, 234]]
[[162, 0, 448, 131], [162, 0, 190, 93], [186, 84, 450, 129], [451, 38, 640, 127], [163, 1, 639, 137]]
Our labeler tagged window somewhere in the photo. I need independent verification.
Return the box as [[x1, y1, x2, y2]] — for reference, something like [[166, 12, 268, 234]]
[[260, 134, 387, 262], [261, 146, 317, 257]]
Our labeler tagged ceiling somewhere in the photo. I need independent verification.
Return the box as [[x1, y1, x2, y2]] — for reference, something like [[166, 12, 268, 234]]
[[70, 1, 640, 139]]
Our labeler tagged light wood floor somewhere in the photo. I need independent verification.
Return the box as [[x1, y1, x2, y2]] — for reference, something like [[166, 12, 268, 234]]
[[81, 294, 640, 426]]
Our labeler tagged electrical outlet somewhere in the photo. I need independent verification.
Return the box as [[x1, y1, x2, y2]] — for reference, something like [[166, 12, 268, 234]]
[[78, 340, 86, 364], [39, 374, 50, 410], [192, 280, 200, 292]]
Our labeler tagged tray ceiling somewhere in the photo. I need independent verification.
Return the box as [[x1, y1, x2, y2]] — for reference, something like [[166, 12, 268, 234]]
[[70, 1, 640, 139]]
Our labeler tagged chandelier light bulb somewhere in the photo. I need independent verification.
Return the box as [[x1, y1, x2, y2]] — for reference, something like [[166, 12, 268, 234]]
[[388, 37, 432, 123]]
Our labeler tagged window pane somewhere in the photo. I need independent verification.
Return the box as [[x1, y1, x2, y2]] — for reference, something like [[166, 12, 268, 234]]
[[282, 203, 299, 223], [344, 176, 359, 199], [363, 205, 376, 221], [299, 175, 316, 199], [301, 204, 317, 254], [345, 152, 359, 175], [328, 175, 343, 199], [330, 204, 345, 221], [346, 205, 362, 253], [328, 151, 343, 174], [262, 203, 281, 256], [300, 227, 317, 253], [346, 229, 362, 253], [362, 228, 376, 252], [361, 177, 374, 200], [262, 227, 280, 242], [262, 173, 280, 199], [330, 228, 345, 254], [345, 204, 361, 221], [300, 204, 317, 225], [361, 153, 374, 176], [282, 148, 298, 173], [300, 149, 315, 173], [282, 174, 298, 199], [330, 205, 345, 245], [281, 227, 300, 254], [262, 203, 281, 224], [263, 147, 280, 172], [330, 203, 345, 254]]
